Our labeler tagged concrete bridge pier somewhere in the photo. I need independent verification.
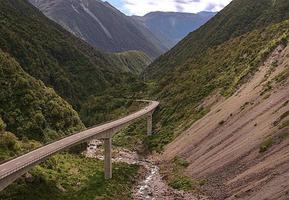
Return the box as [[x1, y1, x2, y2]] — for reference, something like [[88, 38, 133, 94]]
[[0, 101, 159, 190], [104, 138, 112, 179], [103, 108, 157, 180], [147, 111, 153, 136]]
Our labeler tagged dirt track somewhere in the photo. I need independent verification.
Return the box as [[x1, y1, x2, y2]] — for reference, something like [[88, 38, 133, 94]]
[[162, 44, 289, 199]]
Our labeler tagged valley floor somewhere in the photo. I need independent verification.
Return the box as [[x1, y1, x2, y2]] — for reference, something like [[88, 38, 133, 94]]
[[85, 142, 204, 200]]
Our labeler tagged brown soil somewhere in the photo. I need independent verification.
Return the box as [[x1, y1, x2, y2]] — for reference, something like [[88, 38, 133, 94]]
[[162, 44, 289, 200]]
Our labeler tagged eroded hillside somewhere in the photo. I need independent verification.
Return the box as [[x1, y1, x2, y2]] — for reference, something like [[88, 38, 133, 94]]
[[141, 1, 289, 199], [162, 42, 289, 199]]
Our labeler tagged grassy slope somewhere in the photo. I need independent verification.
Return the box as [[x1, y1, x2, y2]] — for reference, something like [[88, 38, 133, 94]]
[[0, 154, 139, 200], [143, 0, 289, 151]]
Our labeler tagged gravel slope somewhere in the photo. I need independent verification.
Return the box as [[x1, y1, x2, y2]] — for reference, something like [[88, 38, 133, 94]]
[[162, 44, 289, 199]]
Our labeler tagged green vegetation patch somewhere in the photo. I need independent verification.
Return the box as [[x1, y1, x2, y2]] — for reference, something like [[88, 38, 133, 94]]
[[113, 119, 147, 152], [80, 97, 145, 127], [0, 153, 139, 200], [160, 156, 205, 193], [0, 50, 84, 142], [274, 66, 289, 84], [259, 137, 274, 153], [169, 176, 194, 191]]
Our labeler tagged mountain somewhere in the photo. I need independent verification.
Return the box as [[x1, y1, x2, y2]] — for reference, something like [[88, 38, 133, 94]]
[[143, 0, 289, 198], [28, 0, 168, 58], [0, 0, 149, 111], [0, 0, 143, 198], [145, 0, 289, 78], [0, 0, 148, 148], [133, 11, 216, 48]]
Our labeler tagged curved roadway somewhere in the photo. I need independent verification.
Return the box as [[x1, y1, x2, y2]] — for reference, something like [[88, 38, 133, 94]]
[[0, 100, 159, 191]]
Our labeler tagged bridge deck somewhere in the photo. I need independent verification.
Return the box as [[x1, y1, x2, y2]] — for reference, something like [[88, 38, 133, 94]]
[[0, 100, 159, 190]]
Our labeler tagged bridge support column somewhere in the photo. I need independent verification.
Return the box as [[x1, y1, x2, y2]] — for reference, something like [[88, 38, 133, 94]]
[[104, 138, 112, 179], [147, 112, 153, 136]]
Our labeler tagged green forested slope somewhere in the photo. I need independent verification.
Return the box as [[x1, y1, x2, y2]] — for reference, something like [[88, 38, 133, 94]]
[[0, 1, 145, 198], [0, 0, 147, 109], [0, 49, 140, 199], [0, 49, 84, 158], [144, 0, 289, 151], [109, 50, 152, 75], [145, 0, 289, 78]]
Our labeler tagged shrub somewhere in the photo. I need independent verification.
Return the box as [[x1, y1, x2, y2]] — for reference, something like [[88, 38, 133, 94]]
[[259, 137, 274, 153], [173, 156, 189, 168], [0, 118, 6, 133], [0, 132, 20, 151], [169, 176, 193, 191]]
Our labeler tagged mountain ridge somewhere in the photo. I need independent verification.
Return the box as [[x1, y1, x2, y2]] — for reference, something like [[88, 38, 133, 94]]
[[133, 11, 216, 48], [0, 0, 148, 110], [28, 0, 168, 58]]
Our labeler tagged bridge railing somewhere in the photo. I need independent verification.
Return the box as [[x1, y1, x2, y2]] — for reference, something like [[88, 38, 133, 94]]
[[0, 100, 159, 189]]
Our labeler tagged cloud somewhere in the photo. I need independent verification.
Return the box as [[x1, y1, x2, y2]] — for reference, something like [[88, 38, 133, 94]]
[[122, 0, 232, 16]]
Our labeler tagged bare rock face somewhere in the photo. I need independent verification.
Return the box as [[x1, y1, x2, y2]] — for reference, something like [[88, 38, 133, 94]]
[[24, 173, 35, 183], [28, 0, 168, 58]]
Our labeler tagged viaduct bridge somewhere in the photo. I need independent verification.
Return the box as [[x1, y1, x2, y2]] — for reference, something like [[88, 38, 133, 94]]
[[0, 100, 159, 191]]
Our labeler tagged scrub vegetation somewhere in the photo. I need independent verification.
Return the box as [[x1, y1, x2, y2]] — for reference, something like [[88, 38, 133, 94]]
[[144, 0, 289, 152], [0, 154, 139, 200]]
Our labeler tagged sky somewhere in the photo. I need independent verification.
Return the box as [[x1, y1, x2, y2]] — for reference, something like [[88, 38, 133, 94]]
[[105, 0, 233, 16]]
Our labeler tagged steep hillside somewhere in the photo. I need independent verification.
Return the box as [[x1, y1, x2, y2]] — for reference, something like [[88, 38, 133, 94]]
[[141, 0, 289, 199], [28, 0, 167, 58], [145, 0, 289, 78], [144, 0, 289, 148], [133, 11, 216, 48], [0, 0, 146, 198], [108, 50, 152, 75], [0, 49, 84, 155], [0, 0, 146, 110], [163, 43, 289, 199]]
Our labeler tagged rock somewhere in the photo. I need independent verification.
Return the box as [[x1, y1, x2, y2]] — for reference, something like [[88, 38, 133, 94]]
[[24, 173, 35, 183]]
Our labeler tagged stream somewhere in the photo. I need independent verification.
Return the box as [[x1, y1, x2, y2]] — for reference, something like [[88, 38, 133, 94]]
[[85, 140, 206, 200]]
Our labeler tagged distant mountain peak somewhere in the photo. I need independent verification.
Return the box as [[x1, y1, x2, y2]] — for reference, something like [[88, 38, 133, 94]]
[[28, 0, 167, 58], [134, 11, 216, 48]]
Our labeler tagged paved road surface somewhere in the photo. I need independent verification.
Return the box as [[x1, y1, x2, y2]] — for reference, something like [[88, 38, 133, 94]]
[[0, 100, 159, 190]]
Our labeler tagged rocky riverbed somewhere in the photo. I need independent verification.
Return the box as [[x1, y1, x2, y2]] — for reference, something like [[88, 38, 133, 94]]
[[84, 140, 206, 200]]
